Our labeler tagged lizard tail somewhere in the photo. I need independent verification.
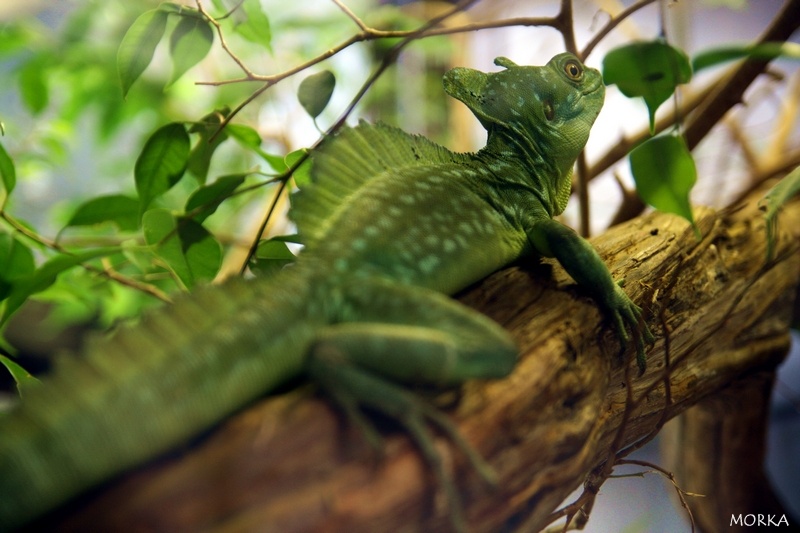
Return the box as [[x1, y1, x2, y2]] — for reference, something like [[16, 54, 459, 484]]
[[0, 272, 316, 529]]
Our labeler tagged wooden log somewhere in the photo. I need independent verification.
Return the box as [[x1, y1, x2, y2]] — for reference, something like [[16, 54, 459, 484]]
[[48, 188, 799, 532]]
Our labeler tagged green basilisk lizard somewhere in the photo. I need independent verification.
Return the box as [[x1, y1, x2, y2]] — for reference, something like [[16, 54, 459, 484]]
[[0, 53, 651, 530]]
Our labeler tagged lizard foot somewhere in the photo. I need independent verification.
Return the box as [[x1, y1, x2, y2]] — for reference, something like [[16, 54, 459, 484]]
[[607, 284, 655, 375], [308, 354, 495, 533]]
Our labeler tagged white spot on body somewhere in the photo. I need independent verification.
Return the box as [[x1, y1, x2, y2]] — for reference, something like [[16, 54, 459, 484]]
[[419, 254, 440, 273]]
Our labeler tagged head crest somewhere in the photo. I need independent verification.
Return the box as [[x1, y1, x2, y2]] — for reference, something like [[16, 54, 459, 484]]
[[494, 57, 518, 69]]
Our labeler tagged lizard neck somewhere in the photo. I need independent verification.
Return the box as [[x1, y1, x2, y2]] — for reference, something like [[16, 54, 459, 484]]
[[474, 128, 572, 216], [481, 128, 565, 177]]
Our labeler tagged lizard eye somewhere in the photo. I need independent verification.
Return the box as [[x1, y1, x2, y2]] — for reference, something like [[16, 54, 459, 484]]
[[563, 60, 583, 80]]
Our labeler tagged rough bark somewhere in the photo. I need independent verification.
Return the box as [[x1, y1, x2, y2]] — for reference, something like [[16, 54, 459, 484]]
[[49, 188, 799, 532]]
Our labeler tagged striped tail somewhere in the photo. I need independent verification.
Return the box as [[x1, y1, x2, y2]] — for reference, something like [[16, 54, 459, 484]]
[[0, 272, 316, 529]]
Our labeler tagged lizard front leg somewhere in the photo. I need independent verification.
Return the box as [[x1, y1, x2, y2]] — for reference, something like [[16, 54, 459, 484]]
[[528, 218, 653, 372]]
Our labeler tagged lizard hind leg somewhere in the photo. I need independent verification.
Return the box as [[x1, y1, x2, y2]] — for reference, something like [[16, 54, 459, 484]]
[[307, 352, 488, 533], [306, 280, 518, 531]]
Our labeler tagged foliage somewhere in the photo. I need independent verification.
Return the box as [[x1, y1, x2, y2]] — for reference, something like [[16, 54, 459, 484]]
[[297, 70, 337, 123], [0, 0, 287, 388], [602, 39, 798, 233], [628, 134, 698, 236], [0, 143, 15, 195], [602, 40, 692, 133]]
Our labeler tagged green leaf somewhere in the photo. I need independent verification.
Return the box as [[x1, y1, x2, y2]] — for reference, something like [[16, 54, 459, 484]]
[[158, 2, 200, 16], [18, 55, 49, 114], [168, 15, 214, 86], [187, 108, 229, 184], [629, 135, 698, 235], [65, 194, 140, 231], [135, 122, 190, 212], [1, 247, 120, 325], [298, 71, 336, 120], [143, 208, 221, 288], [0, 22, 33, 55], [117, 8, 169, 98], [268, 233, 303, 244], [185, 174, 246, 222], [225, 123, 261, 148], [226, 124, 284, 170], [693, 41, 800, 72], [759, 165, 800, 261], [603, 41, 692, 132], [232, 0, 272, 51], [0, 353, 39, 395], [0, 141, 15, 195], [285, 148, 311, 188], [250, 238, 295, 275], [0, 233, 35, 301]]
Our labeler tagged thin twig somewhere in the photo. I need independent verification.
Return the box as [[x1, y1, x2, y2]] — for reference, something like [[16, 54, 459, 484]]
[[559, 0, 577, 55], [196, 0, 257, 78], [615, 458, 701, 532], [581, 0, 660, 60], [0, 211, 172, 303], [239, 179, 289, 276], [571, 0, 659, 235], [332, 0, 370, 32], [194, 16, 563, 89], [100, 258, 173, 303]]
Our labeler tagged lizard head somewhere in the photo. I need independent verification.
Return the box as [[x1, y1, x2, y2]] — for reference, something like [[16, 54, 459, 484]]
[[443, 52, 604, 213], [443, 53, 604, 148]]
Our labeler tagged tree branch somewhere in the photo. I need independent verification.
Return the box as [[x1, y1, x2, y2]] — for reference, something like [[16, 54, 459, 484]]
[[46, 184, 800, 532], [683, 0, 800, 150]]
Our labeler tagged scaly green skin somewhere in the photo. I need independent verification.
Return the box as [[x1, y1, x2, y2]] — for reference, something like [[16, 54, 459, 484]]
[[0, 53, 650, 530]]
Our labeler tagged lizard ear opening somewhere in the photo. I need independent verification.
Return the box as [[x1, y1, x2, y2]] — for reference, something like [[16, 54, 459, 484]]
[[543, 100, 555, 121]]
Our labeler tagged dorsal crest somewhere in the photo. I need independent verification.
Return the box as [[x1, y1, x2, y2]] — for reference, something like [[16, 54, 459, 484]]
[[289, 121, 461, 245]]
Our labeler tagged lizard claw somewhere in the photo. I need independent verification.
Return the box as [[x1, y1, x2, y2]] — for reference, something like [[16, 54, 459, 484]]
[[608, 285, 654, 375]]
